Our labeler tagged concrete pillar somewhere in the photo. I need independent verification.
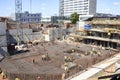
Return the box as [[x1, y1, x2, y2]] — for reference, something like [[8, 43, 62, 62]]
[[111, 43, 114, 48]]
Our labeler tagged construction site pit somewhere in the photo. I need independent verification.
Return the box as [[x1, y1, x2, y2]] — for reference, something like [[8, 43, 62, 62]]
[[0, 41, 118, 80]]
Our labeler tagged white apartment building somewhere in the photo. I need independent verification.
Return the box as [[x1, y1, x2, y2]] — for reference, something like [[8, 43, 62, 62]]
[[59, 0, 97, 16]]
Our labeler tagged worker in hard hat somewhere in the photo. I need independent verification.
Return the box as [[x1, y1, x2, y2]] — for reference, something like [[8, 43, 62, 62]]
[[68, 57, 72, 62], [85, 51, 88, 55], [78, 65, 83, 71], [92, 47, 95, 51], [37, 76, 41, 80], [64, 56, 67, 62], [72, 49, 75, 53], [15, 78, 20, 80], [108, 32, 111, 36], [99, 45, 102, 49], [90, 51, 93, 55], [64, 66, 68, 72], [97, 51, 101, 56], [32, 58, 35, 64], [1, 71, 6, 79]]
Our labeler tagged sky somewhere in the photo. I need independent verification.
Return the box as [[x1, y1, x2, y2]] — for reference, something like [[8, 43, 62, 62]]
[[0, 0, 120, 18]]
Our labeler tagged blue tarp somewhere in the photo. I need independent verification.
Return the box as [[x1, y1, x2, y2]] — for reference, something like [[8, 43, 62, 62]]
[[84, 24, 91, 30]]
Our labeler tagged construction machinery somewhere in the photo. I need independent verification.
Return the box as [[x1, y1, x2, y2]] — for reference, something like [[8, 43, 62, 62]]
[[64, 56, 73, 62], [14, 0, 30, 52], [15, 34, 28, 52], [62, 62, 77, 72], [15, 44, 28, 52]]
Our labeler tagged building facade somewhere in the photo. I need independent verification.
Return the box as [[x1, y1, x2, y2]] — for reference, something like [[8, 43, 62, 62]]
[[59, 0, 97, 16], [41, 16, 51, 23], [51, 16, 69, 23], [16, 11, 41, 23]]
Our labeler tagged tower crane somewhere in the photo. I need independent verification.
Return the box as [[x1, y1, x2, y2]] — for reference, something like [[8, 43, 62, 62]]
[[15, 0, 23, 43], [15, 0, 28, 52]]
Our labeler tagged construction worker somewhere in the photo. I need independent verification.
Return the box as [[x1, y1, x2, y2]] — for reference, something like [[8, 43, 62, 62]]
[[64, 62, 69, 73], [64, 66, 68, 72], [97, 51, 101, 56], [32, 58, 35, 64], [92, 47, 95, 51], [37, 76, 41, 80], [85, 51, 88, 55], [99, 45, 102, 49], [64, 56, 67, 62], [72, 49, 75, 53], [42, 55, 46, 60], [67, 56, 72, 62], [62, 73, 65, 80], [90, 51, 94, 55], [1, 71, 6, 79], [15, 78, 20, 80], [108, 32, 111, 36], [78, 65, 83, 71]]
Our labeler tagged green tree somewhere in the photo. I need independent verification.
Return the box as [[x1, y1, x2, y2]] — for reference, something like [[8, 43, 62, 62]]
[[70, 12, 79, 24]]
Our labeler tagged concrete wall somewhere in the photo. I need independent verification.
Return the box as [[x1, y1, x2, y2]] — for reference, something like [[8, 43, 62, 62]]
[[7, 30, 44, 44], [0, 22, 8, 56], [44, 28, 67, 41], [0, 22, 6, 35], [9, 29, 33, 35], [0, 47, 8, 56], [0, 36, 7, 46]]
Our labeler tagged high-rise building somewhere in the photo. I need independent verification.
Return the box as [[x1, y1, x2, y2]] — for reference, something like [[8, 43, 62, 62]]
[[59, 0, 97, 16], [16, 11, 41, 23]]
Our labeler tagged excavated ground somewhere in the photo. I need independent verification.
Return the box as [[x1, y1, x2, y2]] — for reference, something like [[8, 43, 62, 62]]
[[0, 41, 118, 80]]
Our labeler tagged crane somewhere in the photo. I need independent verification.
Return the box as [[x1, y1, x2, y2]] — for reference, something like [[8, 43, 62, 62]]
[[15, 0, 28, 52], [15, 0, 23, 44]]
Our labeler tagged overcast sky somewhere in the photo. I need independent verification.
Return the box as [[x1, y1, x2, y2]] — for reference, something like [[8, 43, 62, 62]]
[[0, 0, 120, 17]]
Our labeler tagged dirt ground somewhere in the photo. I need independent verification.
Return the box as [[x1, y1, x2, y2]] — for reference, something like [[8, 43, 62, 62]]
[[0, 41, 118, 80]]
